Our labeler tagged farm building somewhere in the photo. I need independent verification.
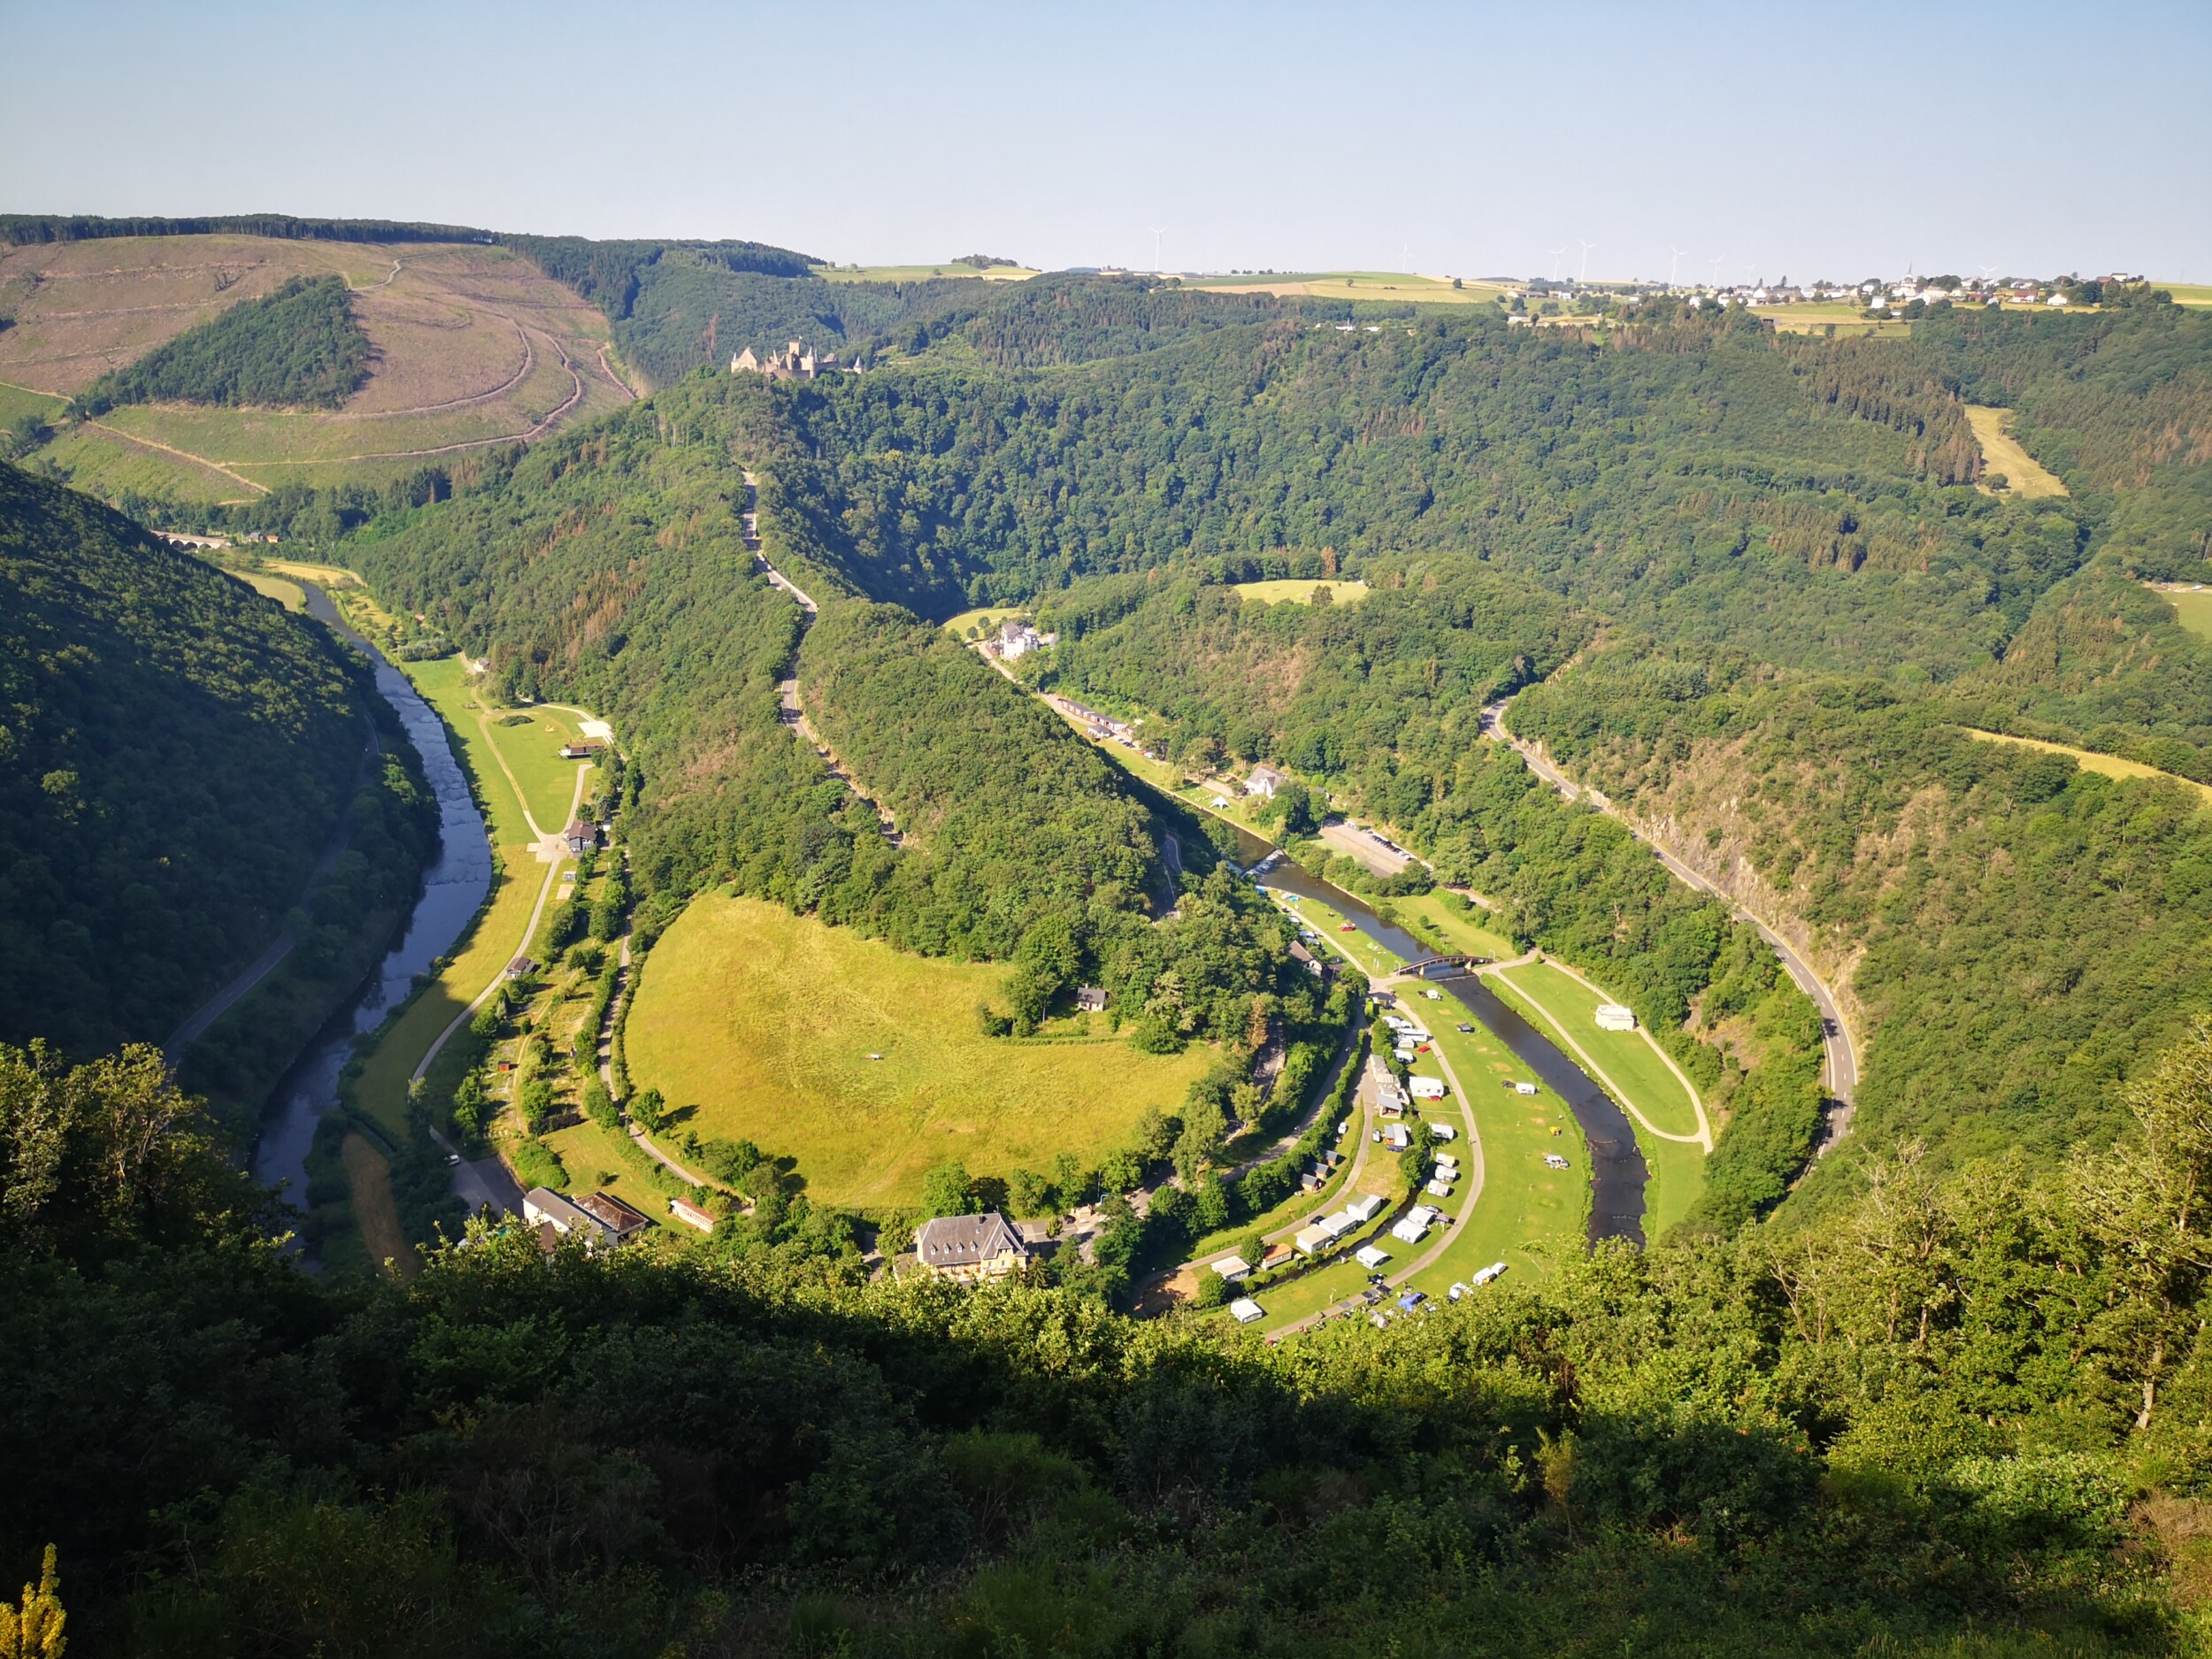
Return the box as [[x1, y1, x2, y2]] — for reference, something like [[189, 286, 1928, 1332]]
[[913, 1210, 1031, 1283]]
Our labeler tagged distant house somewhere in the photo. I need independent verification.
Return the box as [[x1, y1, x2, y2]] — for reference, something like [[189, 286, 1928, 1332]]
[[1245, 764, 1286, 798], [1074, 986, 1110, 1012], [563, 821, 599, 856], [1288, 941, 1323, 976], [1210, 1255, 1251, 1280], [572, 1189, 652, 1243], [998, 618, 1055, 659], [1594, 1003, 1637, 1032], [913, 1210, 1031, 1283], [559, 741, 607, 760], [504, 955, 537, 979]]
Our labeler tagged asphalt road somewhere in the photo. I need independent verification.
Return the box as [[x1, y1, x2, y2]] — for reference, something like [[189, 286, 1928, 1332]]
[[1481, 698, 1859, 1144]]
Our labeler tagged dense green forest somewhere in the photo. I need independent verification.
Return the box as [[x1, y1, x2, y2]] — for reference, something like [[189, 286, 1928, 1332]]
[[8, 1022, 2212, 1655], [0, 464, 375, 1054], [1509, 642, 2212, 1202], [344, 397, 1302, 1050], [70, 275, 373, 413]]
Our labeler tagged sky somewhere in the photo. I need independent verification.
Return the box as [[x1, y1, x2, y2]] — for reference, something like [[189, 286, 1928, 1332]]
[[5, 0, 2209, 283]]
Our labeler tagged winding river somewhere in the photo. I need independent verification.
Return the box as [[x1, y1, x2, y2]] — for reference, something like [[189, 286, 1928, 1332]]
[[250, 586, 495, 1219], [1186, 810, 1648, 1245]]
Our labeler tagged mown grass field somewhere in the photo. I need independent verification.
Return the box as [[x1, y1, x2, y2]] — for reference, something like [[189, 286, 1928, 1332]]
[[812, 265, 1039, 284], [1486, 960, 1707, 1237], [943, 605, 1027, 637], [2154, 586, 2212, 643], [541, 1116, 668, 1224], [1387, 891, 1514, 961], [1231, 579, 1370, 606], [626, 894, 1217, 1207], [1964, 727, 2212, 805], [231, 570, 306, 611], [2163, 284, 2212, 308], [1964, 405, 2069, 498]]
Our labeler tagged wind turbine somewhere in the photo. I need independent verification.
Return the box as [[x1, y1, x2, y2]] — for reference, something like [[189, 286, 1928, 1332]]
[[1578, 240, 1597, 283], [1147, 227, 1166, 274], [1708, 253, 1726, 287], [1548, 245, 1568, 280], [1670, 246, 1688, 287]]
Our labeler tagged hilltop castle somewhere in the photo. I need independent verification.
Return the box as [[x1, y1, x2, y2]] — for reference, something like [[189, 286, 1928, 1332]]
[[731, 340, 864, 380]]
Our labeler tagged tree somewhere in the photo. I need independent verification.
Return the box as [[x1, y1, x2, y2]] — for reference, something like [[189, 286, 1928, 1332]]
[[2070, 1016, 2212, 1428], [921, 1160, 977, 1217], [629, 1087, 667, 1134], [0, 1546, 65, 1659]]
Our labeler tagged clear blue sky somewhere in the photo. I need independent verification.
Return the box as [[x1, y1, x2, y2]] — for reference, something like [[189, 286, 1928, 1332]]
[[6, 0, 2208, 282]]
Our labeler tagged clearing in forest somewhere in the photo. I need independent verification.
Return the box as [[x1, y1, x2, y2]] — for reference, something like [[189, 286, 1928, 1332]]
[[1232, 579, 1370, 606], [1963, 405, 2068, 498], [1963, 728, 2212, 805], [2154, 585, 2212, 643], [1189, 272, 1505, 305], [626, 894, 1217, 1207]]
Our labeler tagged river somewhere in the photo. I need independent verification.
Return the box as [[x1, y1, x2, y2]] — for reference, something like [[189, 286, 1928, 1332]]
[[1187, 808, 1648, 1245], [250, 585, 495, 1227]]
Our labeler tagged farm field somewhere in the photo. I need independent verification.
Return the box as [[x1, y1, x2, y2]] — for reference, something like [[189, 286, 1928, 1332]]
[[2163, 284, 2212, 308], [812, 264, 1039, 283], [0, 234, 633, 496], [1188, 271, 1507, 305], [1485, 961, 1708, 1237], [1964, 404, 2069, 497], [1231, 579, 1370, 606], [1962, 728, 2212, 805], [2153, 584, 2212, 642], [625, 893, 1218, 1207]]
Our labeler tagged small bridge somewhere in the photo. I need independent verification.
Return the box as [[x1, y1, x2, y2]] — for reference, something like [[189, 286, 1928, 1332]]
[[1399, 955, 1491, 979]]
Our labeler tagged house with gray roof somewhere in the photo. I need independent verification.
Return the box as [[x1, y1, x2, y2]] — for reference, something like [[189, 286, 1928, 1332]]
[[913, 1210, 1031, 1283]]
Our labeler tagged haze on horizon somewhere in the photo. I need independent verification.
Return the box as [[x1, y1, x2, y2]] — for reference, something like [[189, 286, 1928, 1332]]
[[5, 0, 2210, 282]]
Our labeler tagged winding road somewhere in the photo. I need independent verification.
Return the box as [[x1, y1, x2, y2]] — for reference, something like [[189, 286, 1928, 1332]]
[[1481, 696, 1859, 1144]]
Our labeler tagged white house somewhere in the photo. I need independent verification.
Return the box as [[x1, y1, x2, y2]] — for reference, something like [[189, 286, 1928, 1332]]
[[1345, 1193, 1386, 1224], [1354, 1243, 1390, 1269], [1211, 1255, 1251, 1281], [1245, 764, 1286, 798], [1594, 1003, 1637, 1032], [1409, 1076, 1446, 1100], [1229, 1297, 1265, 1325]]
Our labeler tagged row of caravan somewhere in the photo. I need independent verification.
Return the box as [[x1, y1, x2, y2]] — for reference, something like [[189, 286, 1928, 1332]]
[[1293, 1192, 1387, 1256]]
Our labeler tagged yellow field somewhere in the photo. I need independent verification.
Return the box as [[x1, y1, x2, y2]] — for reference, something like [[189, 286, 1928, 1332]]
[[944, 606, 1027, 637], [626, 894, 1217, 1207], [231, 570, 306, 611], [813, 264, 1039, 284], [1964, 405, 2068, 498], [2162, 284, 2212, 308], [2153, 585, 2212, 643], [1232, 579, 1370, 606], [1964, 728, 2212, 805], [1189, 272, 1508, 305]]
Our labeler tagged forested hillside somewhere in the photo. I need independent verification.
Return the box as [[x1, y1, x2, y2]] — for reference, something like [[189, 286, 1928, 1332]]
[[0, 464, 372, 1052], [333, 287, 2212, 1210], [346, 393, 1299, 1045], [12, 1021, 2212, 1655], [71, 275, 373, 413]]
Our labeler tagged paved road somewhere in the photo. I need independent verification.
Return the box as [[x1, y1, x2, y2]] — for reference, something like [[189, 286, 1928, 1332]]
[[1482, 697, 1859, 1142]]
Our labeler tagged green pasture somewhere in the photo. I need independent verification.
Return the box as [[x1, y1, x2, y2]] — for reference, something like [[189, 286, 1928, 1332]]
[[943, 606, 1026, 637], [812, 264, 1039, 284], [625, 893, 1217, 1208], [0, 379, 65, 426], [2154, 586, 2212, 643], [1486, 962, 1707, 1236], [1964, 405, 2068, 498], [2162, 284, 2212, 308], [43, 424, 257, 505], [1231, 579, 1370, 606], [1400, 1018, 1587, 1300], [232, 570, 306, 611]]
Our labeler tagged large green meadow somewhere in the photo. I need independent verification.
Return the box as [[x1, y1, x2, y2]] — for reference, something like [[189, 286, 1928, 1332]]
[[626, 893, 1217, 1207]]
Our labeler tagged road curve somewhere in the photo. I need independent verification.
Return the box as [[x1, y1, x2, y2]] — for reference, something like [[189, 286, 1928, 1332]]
[[1481, 697, 1859, 1145]]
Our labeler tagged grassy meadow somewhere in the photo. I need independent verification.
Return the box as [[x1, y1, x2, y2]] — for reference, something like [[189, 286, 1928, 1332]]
[[1962, 727, 2212, 805], [1188, 272, 1508, 305], [1386, 890, 1515, 961], [943, 605, 1028, 637], [1485, 960, 1708, 1237], [2154, 585, 2212, 642], [1231, 579, 1370, 606], [625, 893, 1218, 1207], [1964, 404, 2069, 498]]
